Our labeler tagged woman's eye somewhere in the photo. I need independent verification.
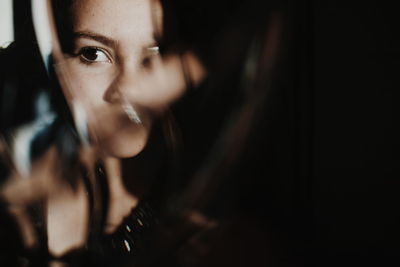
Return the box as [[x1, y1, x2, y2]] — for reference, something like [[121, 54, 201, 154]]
[[79, 47, 110, 63]]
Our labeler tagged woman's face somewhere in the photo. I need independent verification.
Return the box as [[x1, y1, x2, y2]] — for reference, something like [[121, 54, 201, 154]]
[[65, 0, 162, 158]]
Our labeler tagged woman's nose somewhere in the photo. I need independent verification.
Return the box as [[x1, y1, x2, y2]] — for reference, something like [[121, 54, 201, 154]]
[[103, 68, 137, 104]]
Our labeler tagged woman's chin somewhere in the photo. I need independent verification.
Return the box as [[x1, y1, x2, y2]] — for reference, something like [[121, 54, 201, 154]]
[[106, 144, 146, 159], [101, 130, 149, 159]]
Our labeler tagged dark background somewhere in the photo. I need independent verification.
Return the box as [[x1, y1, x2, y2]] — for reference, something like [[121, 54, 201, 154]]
[[158, 1, 400, 266], [177, 1, 400, 266], [311, 1, 400, 266]]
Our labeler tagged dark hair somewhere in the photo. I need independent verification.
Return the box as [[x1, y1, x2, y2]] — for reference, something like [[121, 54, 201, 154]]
[[51, 0, 75, 53]]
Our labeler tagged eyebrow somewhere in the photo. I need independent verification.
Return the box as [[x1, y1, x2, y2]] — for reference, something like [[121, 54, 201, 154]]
[[73, 30, 159, 50], [73, 31, 118, 48]]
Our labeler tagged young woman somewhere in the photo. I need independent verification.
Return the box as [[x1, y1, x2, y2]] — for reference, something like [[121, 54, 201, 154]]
[[48, 0, 204, 258]]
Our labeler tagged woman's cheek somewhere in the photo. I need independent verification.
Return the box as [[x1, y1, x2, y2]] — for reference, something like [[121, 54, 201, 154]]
[[71, 71, 110, 105]]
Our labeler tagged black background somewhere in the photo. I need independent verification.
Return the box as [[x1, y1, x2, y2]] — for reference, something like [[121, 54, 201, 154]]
[[311, 1, 400, 266]]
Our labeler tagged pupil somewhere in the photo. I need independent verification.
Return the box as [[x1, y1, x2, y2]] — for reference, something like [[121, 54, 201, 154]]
[[82, 48, 98, 61]]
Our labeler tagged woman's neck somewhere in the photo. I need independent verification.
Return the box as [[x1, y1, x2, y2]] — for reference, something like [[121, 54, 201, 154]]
[[103, 157, 139, 234]]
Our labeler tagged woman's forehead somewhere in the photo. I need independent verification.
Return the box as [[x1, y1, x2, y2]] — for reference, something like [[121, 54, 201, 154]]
[[71, 0, 161, 46]]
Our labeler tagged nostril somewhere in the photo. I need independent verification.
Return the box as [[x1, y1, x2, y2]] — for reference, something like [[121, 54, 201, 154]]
[[103, 84, 121, 103]]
